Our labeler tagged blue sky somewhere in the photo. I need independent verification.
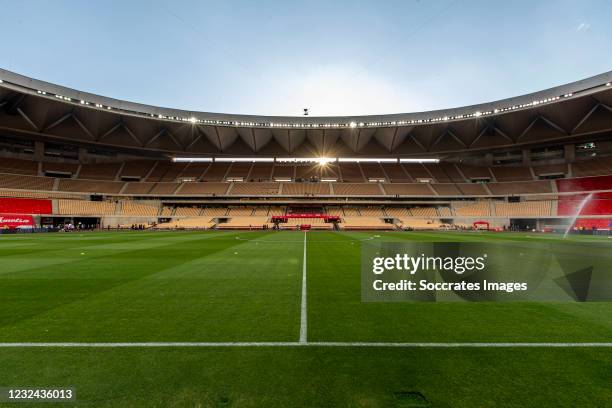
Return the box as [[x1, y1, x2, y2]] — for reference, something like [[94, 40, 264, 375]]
[[1, 0, 611, 116]]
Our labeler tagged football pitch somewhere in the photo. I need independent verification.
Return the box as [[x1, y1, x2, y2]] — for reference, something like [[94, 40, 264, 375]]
[[0, 230, 611, 407]]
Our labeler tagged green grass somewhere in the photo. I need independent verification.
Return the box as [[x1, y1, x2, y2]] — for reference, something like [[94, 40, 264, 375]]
[[0, 230, 611, 407]]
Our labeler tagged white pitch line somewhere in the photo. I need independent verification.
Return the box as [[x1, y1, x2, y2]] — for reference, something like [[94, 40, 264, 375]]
[[0, 342, 611, 348], [299, 231, 308, 344]]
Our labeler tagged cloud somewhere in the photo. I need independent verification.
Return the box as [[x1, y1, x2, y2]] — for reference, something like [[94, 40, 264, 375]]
[[576, 22, 591, 32]]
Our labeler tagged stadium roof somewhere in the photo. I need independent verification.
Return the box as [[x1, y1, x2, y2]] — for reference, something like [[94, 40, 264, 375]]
[[1, 68, 612, 157]]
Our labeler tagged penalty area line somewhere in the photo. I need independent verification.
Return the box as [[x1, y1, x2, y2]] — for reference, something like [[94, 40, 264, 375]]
[[0, 342, 611, 348]]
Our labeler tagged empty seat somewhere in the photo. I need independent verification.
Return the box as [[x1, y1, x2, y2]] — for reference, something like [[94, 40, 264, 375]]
[[249, 163, 274, 181], [493, 201, 553, 217], [0, 174, 55, 190], [78, 163, 121, 180], [282, 183, 331, 195], [176, 182, 229, 195], [58, 199, 116, 215], [0, 158, 38, 175], [333, 183, 382, 195], [487, 181, 552, 195], [225, 163, 253, 180], [229, 182, 279, 195], [453, 201, 491, 216], [339, 163, 365, 182], [202, 163, 231, 181], [58, 179, 124, 194], [121, 201, 159, 216], [381, 163, 412, 182], [120, 161, 157, 179], [176, 162, 210, 180], [42, 162, 78, 176], [382, 183, 433, 196], [148, 183, 180, 195], [491, 166, 533, 182]]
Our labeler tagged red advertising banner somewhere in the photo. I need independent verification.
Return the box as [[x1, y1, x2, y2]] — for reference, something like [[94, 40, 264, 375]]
[[0, 214, 35, 229], [0, 198, 52, 214], [281, 214, 339, 218], [272, 214, 341, 222]]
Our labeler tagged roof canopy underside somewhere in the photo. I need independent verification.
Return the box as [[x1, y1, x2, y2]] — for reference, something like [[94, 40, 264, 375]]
[[1, 69, 612, 157]]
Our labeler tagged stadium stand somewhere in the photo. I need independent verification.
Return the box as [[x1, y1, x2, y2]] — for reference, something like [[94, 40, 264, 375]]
[[227, 206, 254, 216], [381, 163, 412, 182], [146, 162, 187, 182], [157, 217, 215, 229], [202, 163, 231, 181], [339, 163, 365, 182], [439, 163, 467, 183], [431, 183, 462, 195], [269, 206, 287, 216], [487, 180, 553, 195], [0, 174, 54, 191], [272, 164, 295, 180], [174, 206, 202, 216], [294, 164, 318, 180], [281, 182, 331, 195], [230, 182, 280, 195], [572, 157, 612, 177], [333, 183, 382, 195], [120, 161, 157, 180], [202, 207, 228, 216], [218, 216, 271, 229], [557, 193, 612, 216], [382, 183, 433, 196], [453, 201, 491, 217], [78, 163, 121, 180], [493, 200, 553, 217], [385, 207, 411, 218], [342, 207, 361, 216], [360, 206, 385, 216], [533, 163, 567, 177], [458, 164, 491, 181], [58, 199, 117, 215], [177, 162, 210, 180], [252, 206, 271, 216], [341, 216, 392, 230], [225, 162, 253, 179], [175, 182, 229, 195], [402, 163, 432, 181], [490, 166, 534, 182], [0, 158, 38, 175], [58, 179, 124, 194], [398, 218, 442, 230], [0, 189, 83, 200], [249, 163, 274, 181], [424, 163, 452, 182], [438, 206, 453, 217], [122, 182, 156, 195], [360, 163, 386, 180], [556, 174, 612, 192], [42, 161, 79, 176], [456, 183, 489, 195], [148, 183, 180, 195], [121, 201, 159, 216], [160, 205, 173, 216], [283, 217, 332, 230], [410, 207, 438, 217]]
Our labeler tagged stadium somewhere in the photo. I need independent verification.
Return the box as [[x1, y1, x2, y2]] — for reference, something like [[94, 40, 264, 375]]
[[1, 67, 611, 406], [1, 68, 612, 233], [1, 2, 612, 405]]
